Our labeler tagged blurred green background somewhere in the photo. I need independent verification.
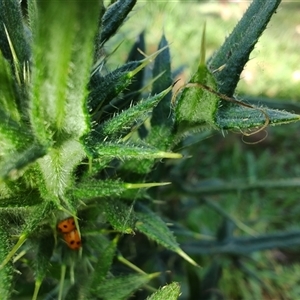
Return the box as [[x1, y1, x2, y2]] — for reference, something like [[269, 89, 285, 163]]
[[106, 1, 300, 299], [107, 0, 300, 99]]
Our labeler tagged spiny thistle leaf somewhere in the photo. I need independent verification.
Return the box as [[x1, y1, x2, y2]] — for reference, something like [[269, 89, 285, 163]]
[[89, 46, 169, 122], [29, 0, 100, 143], [101, 199, 136, 234], [125, 182, 171, 189], [135, 204, 199, 267], [0, 218, 14, 298], [121, 31, 146, 109], [33, 234, 55, 279], [174, 64, 219, 134], [151, 34, 173, 129], [174, 22, 300, 137], [89, 61, 141, 119], [0, 233, 27, 270], [0, 53, 20, 118], [208, 0, 281, 96], [94, 272, 160, 300], [174, 24, 217, 134], [95, 86, 172, 141], [118, 38, 175, 175], [90, 237, 118, 287], [37, 140, 85, 198], [99, 0, 137, 44], [145, 33, 175, 152], [1, 202, 54, 269], [0, 143, 47, 180], [73, 180, 127, 200], [0, 0, 30, 66], [147, 282, 181, 300], [0, 107, 33, 154], [0, 190, 42, 207], [72, 180, 170, 201], [85, 142, 182, 160], [22, 202, 55, 237], [216, 104, 300, 130]]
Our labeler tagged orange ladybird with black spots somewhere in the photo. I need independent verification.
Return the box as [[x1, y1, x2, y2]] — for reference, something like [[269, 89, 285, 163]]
[[57, 217, 82, 250]]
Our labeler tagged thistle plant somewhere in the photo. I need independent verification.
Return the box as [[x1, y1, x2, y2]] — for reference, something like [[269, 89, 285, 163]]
[[0, 0, 298, 299]]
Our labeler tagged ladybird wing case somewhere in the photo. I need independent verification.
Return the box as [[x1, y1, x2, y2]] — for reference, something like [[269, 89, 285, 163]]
[[63, 230, 82, 250], [57, 217, 76, 233]]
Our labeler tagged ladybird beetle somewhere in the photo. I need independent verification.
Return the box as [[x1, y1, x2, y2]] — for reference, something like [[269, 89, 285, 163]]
[[57, 217, 76, 233], [63, 229, 82, 250]]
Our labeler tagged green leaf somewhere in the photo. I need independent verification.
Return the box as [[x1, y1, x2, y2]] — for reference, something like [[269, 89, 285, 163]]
[[0, 0, 30, 65], [38, 140, 85, 199], [174, 64, 300, 136], [0, 202, 55, 269], [22, 202, 55, 236], [174, 24, 218, 135], [0, 218, 14, 299], [135, 205, 179, 252], [86, 142, 182, 160], [29, 0, 100, 144], [94, 272, 159, 300], [121, 31, 146, 109], [0, 190, 43, 207], [90, 237, 118, 287], [144, 34, 175, 152], [174, 64, 219, 135], [95, 86, 172, 141], [89, 61, 141, 120], [208, 0, 281, 96], [0, 143, 47, 180], [0, 52, 20, 118], [33, 233, 55, 280], [147, 282, 181, 300], [101, 199, 136, 234], [119, 158, 157, 179], [216, 104, 300, 130], [135, 204, 199, 267], [73, 180, 170, 201], [151, 34, 173, 128], [0, 107, 33, 155], [100, 0, 137, 44], [89, 47, 167, 123], [73, 180, 128, 200]]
